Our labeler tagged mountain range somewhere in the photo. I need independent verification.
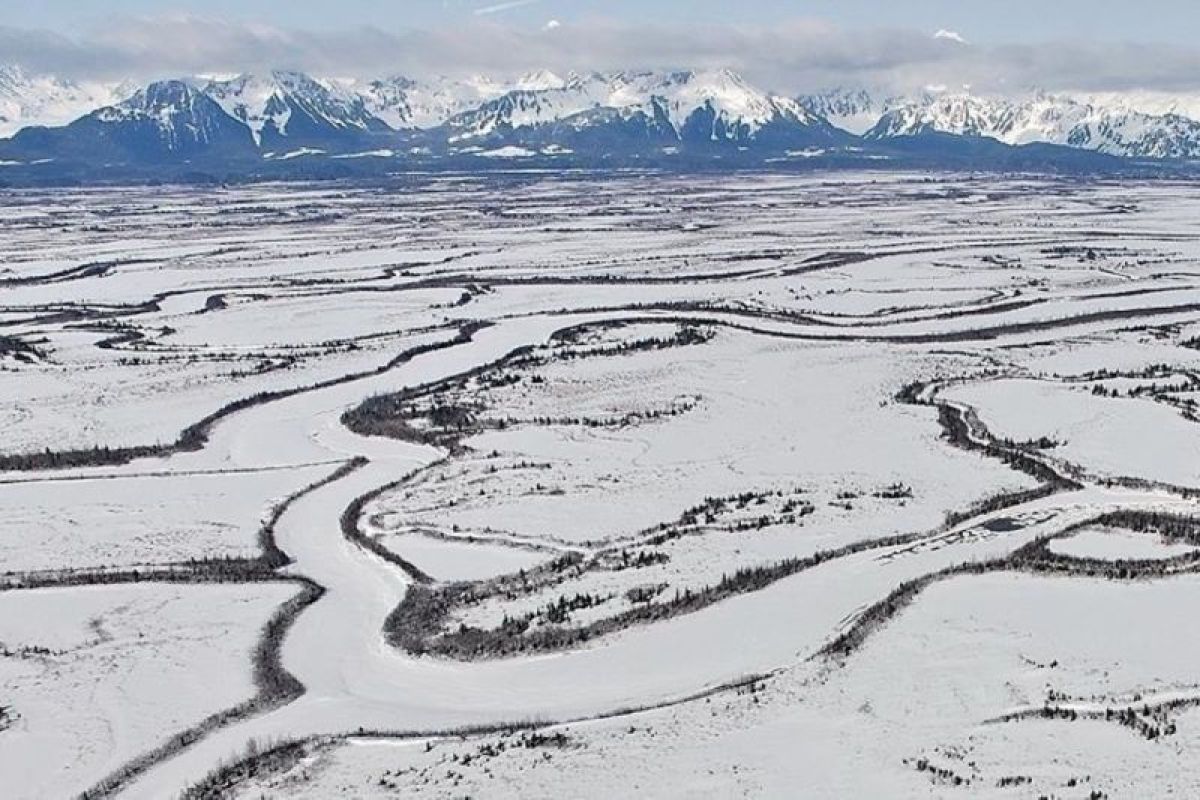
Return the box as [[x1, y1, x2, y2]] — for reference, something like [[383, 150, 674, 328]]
[[1, 64, 1197, 182], [800, 88, 1200, 160]]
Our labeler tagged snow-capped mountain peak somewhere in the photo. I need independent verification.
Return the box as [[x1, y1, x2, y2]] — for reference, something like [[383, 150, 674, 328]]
[[77, 79, 257, 157], [350, 73, 513, 130], [643, 68, 779, 131], [439, 68, 836, 146], [862, 88, 1200, 159], [516, 70, 567, 91], [0, 64, 130, 138], [8, 65, 1200, 168], [200, 73, 288, 143], [867, 92, 1018, 139], [202, 70, 386, 146], [799, 87, 904, 135]]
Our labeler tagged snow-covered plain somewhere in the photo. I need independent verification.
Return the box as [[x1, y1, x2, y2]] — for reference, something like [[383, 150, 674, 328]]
[[0, 463, 333, 572], [0, 583, 295, 799], [1049, 525, 1198, 561], [232, 573, 1200, 799], [4, 172, 1200, 798]]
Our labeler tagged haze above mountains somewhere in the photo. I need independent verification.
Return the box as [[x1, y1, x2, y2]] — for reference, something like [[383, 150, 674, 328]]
[[3, 63, 1200, 182]]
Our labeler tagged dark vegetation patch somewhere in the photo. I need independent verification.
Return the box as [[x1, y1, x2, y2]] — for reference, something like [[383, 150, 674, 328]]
[[386, 528, 925, 660], [820, 510, 1200, 680], [0, 323, 486, 472], [896, 378, 1082, 528], [342, 321, 714, 450], [0, 334, 45, 362], [1076, 364, 1200, 421], [340, 465, 438, 584], [179, 739, 312, 800]]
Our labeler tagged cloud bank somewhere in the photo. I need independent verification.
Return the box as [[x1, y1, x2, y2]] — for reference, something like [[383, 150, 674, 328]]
[[5, 14, 1200, 95]]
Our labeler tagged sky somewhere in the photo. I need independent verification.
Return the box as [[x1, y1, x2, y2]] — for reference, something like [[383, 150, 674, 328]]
[[4, 0, 1200, 94], [10, 0, 1200, 44]]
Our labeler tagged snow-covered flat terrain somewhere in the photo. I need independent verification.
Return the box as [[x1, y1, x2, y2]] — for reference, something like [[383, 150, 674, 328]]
[[226, 573, 1200, 799], [4, 172, 1200, 798], [0, 583, 296, 799], [0, 464, 334, 573]]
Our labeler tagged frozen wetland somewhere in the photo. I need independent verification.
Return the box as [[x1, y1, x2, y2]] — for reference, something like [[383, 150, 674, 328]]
[[3, 172, 1200, 798]]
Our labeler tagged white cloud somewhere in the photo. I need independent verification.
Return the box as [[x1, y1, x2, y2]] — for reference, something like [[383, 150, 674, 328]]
[[4, 15, 1200, 97], [544, 19, 562, 31], [934, 29, 968, 45]]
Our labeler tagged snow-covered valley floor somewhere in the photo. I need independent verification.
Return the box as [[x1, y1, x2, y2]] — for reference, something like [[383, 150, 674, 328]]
[[3, 172, 1200, 798]]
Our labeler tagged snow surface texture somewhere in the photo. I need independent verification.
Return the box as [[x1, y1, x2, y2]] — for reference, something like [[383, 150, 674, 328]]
[[0, 583, 294, 798], [4, 173, 1200, 798]]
